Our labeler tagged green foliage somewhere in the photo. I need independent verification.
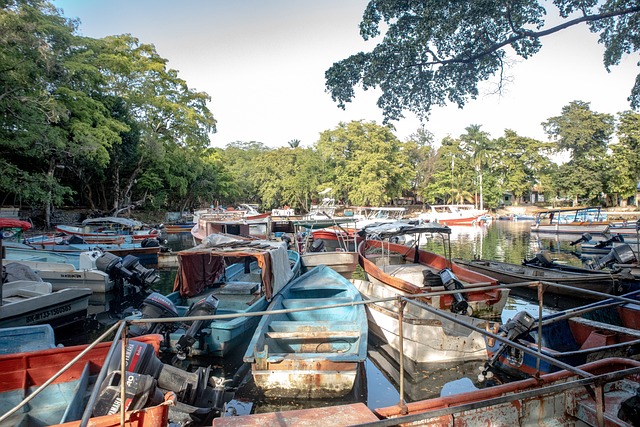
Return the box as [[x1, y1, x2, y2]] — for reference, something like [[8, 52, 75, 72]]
[[315, 121, 411, 206], [325, 0, 640, 122]]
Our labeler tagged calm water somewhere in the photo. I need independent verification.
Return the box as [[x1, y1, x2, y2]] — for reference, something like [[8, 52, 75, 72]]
[[151, 220, 579, 415]]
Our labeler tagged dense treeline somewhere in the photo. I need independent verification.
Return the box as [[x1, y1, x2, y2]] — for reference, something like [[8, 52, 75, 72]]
[[2, 1, 640, 227]]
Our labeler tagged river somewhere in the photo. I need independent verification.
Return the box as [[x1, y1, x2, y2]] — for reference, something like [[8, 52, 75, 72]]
[[154, 219, 580, 416]]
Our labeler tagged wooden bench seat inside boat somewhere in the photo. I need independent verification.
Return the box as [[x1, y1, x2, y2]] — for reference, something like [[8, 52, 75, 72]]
[[266, 320, 360, 341], [219, 282, 259, 295]]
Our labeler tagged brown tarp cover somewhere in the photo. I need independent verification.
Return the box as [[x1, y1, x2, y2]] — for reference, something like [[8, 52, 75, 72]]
[[173, 247, 275, 298]]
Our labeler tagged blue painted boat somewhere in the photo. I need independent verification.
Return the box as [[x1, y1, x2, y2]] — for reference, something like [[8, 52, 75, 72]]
[[485, 300, 640, 379], [243, 264, 368, 398], [0, 325, 56, 354], [158, 235, 301, 357]]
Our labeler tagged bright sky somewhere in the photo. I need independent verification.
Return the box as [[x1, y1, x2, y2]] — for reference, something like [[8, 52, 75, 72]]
[[54, 0, 639, 148]]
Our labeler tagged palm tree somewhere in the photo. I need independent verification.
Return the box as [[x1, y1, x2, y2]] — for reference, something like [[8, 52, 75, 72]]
[[462, 125, 492, 211], [287, 139, 301, 148]]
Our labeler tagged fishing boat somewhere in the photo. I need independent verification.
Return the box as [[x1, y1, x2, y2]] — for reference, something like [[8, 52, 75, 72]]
[[55, 217, 159, 244], [162, 235, 301, 357], [0, 280, 91, 330], [191, 213, 272, 245], [0, 324, 56, 354], [416, 204, 487, 226], [484, 298, 640, 378], [453, 257, 637, 299], [0, 334, 170, 427], [358, 221, 509, 319], [530, 206, 610, 235], [374, 358, 640, 426], [353, 279, 493, 369], [243, 265, 368, 398]]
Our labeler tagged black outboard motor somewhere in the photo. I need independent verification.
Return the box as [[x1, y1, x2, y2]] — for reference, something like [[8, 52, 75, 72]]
[[594, 233, 625, 249], [523, 250, 555, 267], [128, 292, 180, 337], [92, 371, 164, 416], [96, 252, 160, 289], [175, 295, 219, 360], [93, 339, 227, 420], [480, 311, 536, 380], [569, 232, 592, 246], [309, 238, 325, 253], [439, 268, 469, 314], [588, 244, 637, 270]]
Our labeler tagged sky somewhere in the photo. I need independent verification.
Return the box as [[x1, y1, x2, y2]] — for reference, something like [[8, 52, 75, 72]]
[[53, 0, 639, 148]]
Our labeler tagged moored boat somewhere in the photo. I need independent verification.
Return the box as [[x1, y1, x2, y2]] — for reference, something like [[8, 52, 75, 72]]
[[353, 279, 494, 367], [453, 257, 636, 299], [530, 206, 610, 235], [160, 235, 301, 357], [358, 221, 509, 319], [416, 204, 487, 226], [243, 265, 368, 398]]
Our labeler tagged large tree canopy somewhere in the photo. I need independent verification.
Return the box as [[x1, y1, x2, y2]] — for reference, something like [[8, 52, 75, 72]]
[[325, 0, 640, 122]]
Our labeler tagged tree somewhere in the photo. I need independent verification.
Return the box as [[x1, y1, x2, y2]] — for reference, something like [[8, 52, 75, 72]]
[[543, 101, 614, 205], [423, 136, 474, 204], [608, 111, 640, 206], [315, 120, 411, 206], [287, 139, 301, 148], [404, 126, 437, 206], [460, 125, 492, 210], [493, 130, 553, 205], [325, 1, 640, 122]]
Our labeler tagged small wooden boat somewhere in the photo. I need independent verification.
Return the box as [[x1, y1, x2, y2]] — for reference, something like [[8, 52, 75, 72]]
[[0, 280, 91, 329], [353, 279, 494, 367], [453, 257, 635, 298], [485, 304, 640, 378], [530, 206, 610, 235], [375, 358, 640, 426], [0, 334, 170, 427], [164, 235, 301, 357], [243, 265, 368, 398], [358, 221, 509, 319]]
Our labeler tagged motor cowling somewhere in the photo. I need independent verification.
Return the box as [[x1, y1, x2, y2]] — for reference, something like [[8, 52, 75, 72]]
[[95, 252, 159, 288], [129, 292, 179, 337], [100, 340, 226, 410], [588, 244, 637, 270], [92, 371, 164, 417], [175, 295, 219, 360], [480, 311, 536, 380], [439, 268, 469, 314]]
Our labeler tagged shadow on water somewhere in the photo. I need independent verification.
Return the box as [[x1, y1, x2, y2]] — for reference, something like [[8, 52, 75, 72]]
[[79, 221, 577, 415]]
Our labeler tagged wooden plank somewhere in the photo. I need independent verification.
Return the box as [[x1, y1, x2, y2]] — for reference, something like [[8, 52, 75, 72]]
[[213, 403, 379, 426], [266, 330, 360, 339]]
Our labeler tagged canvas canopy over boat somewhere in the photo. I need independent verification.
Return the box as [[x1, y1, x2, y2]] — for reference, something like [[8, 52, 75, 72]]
[[163, 234, 301, 356], [358, 221, 509, 319], [243, 265, 368, 399], [530, 206, 610, 235], [56, 217, 159, 244]]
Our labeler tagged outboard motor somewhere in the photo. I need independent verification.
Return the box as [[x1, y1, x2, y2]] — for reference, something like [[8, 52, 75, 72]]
[[523, 250, 555, 267], [92, 371, 164, 416], [309, 238, 325, 253], [128, 292, 179, 337], [594, 233, 625, 249], [96, 252, 159, 288], [175, 295, 219, 360], [569, 232, 592, 246], [588, 244, 637, 270], [439, 268, 469, 314], [92, 339, 227, 421], [480, 311, 536, 381]]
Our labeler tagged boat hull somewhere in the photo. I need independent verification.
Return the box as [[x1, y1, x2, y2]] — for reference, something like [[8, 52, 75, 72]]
[[353, 279, 492, 365], [243, 265, 368, 398], [359, 239, 509, 319]]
